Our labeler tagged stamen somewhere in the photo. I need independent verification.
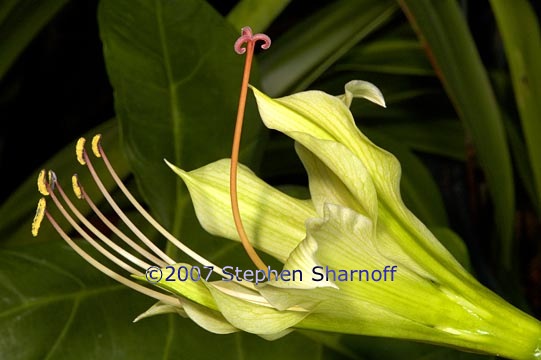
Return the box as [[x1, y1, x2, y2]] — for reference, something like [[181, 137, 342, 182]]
[[50, 173, 152, 271], [32, 197, 46, 237], [48, 170, 57, 190], [76, 137, 86, 165], [44, 174, 143, 276], [79, 147, 175, 265], [72, 174, 83, 199], [231, 27, 272, 272], [91, 134, 102, 158], [44, 209, 179, 306], [72, 174, 168, 268], [37, 169, 49, 196], [77, 138, 256, 290], [89, 137, 236, 281]]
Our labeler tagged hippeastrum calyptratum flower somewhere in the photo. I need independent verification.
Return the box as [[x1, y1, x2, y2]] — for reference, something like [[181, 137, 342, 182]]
[[31, 27, 541, 359]]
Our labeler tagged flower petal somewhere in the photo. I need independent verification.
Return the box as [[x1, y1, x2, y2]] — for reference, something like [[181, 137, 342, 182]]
[[250, 85, 466, 282], [207, 282, 310, 336], [182, 298, 239, 334], [134, 299, 237, 335], [250, 85, 399, 204], [133, 263, 218, 311], [293, 204, 476, 334], [294, 137, 377, 221], [337, 80, 386, 108], [250, 85, 402, 219], [264, 232, 337, 290], [133, 301, 186, 322], [168, 159, 316, 262]]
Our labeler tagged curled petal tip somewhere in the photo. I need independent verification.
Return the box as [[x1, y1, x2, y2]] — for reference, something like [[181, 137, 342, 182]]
[[32, 198, 46, 237], [76, 137, 86, 165], [37, 169, 49, 196]]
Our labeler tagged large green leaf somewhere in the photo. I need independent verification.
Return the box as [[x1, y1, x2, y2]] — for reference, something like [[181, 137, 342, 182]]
[[0, 241, 350, 359], [371, 119, 466, 161], [0, 0, 69, 79], [335, 38, 434, 76], [98, 0, 266, 242], [259, 0, 399, 96], [0, 120, 128, 246], [504, 116, 539, 214], [398, 0, 515, 268], [226, 0, 290, 33], [489, 0, 541, 215]]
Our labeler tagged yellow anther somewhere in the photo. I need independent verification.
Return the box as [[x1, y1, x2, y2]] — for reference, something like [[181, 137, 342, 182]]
[[91, 134, 102, 158], [72, 174, 83, 199], [76, 137, 86, 165], [32, 198, 46, 237], [48, 170, 57, 190], [37, 169, 49, 196]]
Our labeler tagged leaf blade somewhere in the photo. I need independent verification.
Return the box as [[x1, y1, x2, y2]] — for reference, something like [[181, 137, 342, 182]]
[[259, 0, 399, 96], [398, 0, 515, 268], [98, 0, 265, 237], [0, 0, 69, 79], [227, 0, 291, 33], [489, 0, 541, 214]]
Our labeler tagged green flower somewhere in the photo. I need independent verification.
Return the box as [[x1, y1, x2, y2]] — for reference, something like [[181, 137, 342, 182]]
[[164, 80, 541, 359], [33, 79, 541, 359], [32, 24, 540, 359]]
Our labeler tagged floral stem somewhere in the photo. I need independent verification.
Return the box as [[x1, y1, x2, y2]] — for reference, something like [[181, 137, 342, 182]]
[[231, 27, 271, 272]]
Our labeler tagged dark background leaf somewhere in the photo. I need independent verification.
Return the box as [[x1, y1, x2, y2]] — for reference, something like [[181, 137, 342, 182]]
[[0, 0, 69, 79]]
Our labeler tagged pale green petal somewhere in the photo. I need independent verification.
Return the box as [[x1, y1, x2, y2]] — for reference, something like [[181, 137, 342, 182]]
[[337, 80, 386, 108], [207, 282, 310, 335], [134, 295, 238, 334], [375, 206, 470, 288], [167, 159, 316, 262], [182, 298, 239, 334], [265, 233, 337, 290], [296, 204, 541, 355], [256, 230, 337, 312], [305, 203, 378, 271], [250, 85, 357, 143], [133, 301, 186, 322], [250, 85, 403, 213], [133, 263, 218, 311], [297, 204, 479, 331], [250, 85, 466, 282], [257, 285, 327, 312], [294, 137, 377, 221], [429, 227, 472, 271]]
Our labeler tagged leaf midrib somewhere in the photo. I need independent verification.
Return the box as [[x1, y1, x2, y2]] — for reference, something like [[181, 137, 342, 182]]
[[154, 0, 185, 246], [0, 283, 124, 319]]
